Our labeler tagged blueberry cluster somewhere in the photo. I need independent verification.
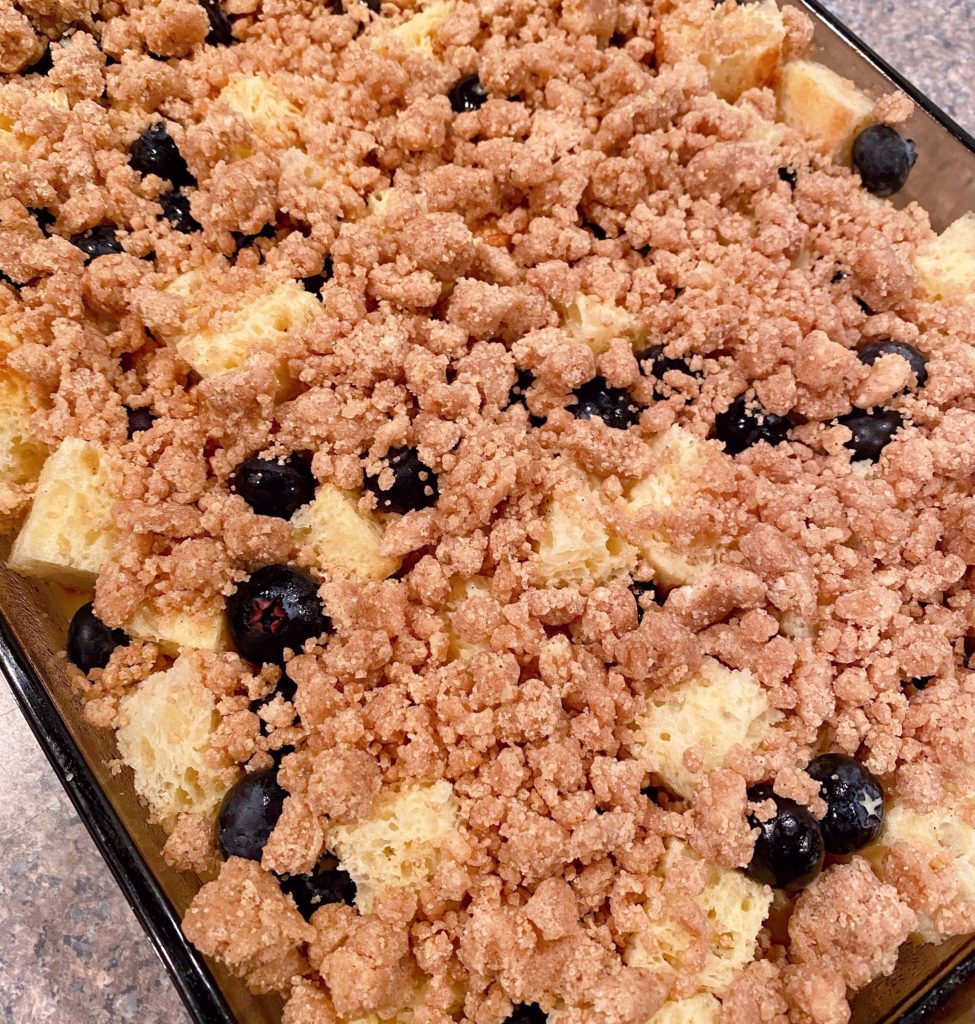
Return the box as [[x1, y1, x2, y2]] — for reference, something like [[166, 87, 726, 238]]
[[746, 753, 885, 890]]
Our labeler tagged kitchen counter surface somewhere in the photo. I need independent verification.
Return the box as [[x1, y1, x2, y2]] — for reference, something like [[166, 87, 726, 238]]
[[1, 3, 973, 1022]]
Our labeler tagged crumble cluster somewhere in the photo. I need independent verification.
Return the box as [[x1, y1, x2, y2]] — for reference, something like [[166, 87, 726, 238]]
[[2, 2, 975, 1023]]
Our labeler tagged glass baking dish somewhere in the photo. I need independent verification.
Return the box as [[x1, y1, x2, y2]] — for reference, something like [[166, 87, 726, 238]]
[[2, 2, 974, 1021]]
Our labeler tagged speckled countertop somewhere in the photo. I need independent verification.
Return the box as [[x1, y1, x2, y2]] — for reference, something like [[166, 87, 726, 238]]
[[1, 5, 973, 1024]]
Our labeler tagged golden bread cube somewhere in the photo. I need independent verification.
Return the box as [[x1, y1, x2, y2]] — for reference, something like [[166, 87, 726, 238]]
[[627, 656, 779, 797], [914, 213, 975, 303], [115, 654, 236, 832], [389, 0, 454, 55], [125, 602, 229, 654], [625, 427, 720, 588], [8, 438, 120, 586], [0, 366, 47, 500], [535, 470, 637, 587], [0, 86, 69, 153], [443, 575, 493, 661], [174, 280, 321, 379], [561, 293, 650, 355], [648, 995, 720, 1024], [865, 795, 975, 944], [776, 59, 874, 161], [328, 781, 458, 913], [292, 483, 401, 581], [219, 75, 301, 155], [658, 0, 786, 102], [627, 840, 772, 996]]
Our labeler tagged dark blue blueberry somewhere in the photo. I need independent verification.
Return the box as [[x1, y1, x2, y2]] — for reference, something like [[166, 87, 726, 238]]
[[852, 124, 917, 198], [160, 191, 201, 233], [778, 166, 798, 189], [449, 74, 489, 114], [746, 783, 825, 890], [201, 0, 236, 45], [71, 225, 123, 264], [227, 565, 331, 665], [713, 395, 790, 455], [281, 857, 357, 919], [217, 769, 286, 861], [806, 753, 885, 855], [645, 345, 700, 397], [837, 408, 902, 462], [858, 340, 927, 387], [364, 447, 439, 513], [125, 406, 157, 437], [250, 673, 299, 733], [301, 254, 334, 295], [506, 369, 545, 425], [855, 296, 875, 316], [232, 454, 316, 520], [505, 1005, 547, 1024], [233, 222, 276, 252], [130, 122, 194, 186], [906, 675, 932, 690], [631, 580, 662, 622], [29, 207, 55, 234], [569, 376, 642, 429], [67, 602, 130, 673]]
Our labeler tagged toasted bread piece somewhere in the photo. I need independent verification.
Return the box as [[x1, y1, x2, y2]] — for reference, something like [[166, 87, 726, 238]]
[[776, 59, 874, 161], [115, 654, 237, 832], [648, 995, 720, 1024], [125, 602, 229, 654], [389, 0, 454, 55], [627, 840, 772, 995], [0, 365, 47, 526], [561, 293, 650, 355], [8, 438, 120, 585], [292, 483, 401, 581], [914, 213, 975, 303], [627, 656, 780, 797], [658, 0, 786, 103], [219, 74, 301, 156], [328, 781, 458, 913]]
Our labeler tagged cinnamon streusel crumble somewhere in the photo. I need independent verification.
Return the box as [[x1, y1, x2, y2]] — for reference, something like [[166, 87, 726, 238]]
[[2, 1, 975, 1023]]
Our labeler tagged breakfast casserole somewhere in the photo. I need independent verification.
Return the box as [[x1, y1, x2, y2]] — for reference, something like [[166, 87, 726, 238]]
[[1, 1, 975, 1023]]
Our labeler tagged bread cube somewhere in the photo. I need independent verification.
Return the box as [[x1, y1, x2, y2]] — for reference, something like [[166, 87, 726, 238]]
[[648, 995, 720, 1024], [627, 656, 779, 798], [776, 60, 874, 161], [292, 483, 401, 581], [115, 654, 235, 832], [0, 366, 47, 510], [174, 279, 321, 379], [125, 601, 228, 654], [444, 575, 493, 661], [865, 795, 975, 944], [0, 86, 69, 153], [658, 0, 786, 103], [626, 841, 772, 996], [328, 781, 458, 913], [625, 427, 720, 588], [535, 470, 637, 587], [914, 213, 975, 303], [389, 0, 454, 56], [8, 438, 120, 586], [561, 294, 650, 356], [219, 75, 301, 155]]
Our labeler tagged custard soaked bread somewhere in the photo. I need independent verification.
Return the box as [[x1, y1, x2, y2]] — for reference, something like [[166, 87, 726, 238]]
[[3, 1, 975, 1023]]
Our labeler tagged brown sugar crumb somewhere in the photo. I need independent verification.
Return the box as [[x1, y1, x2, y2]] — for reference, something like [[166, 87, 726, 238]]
[[163, 812, 221, 875]]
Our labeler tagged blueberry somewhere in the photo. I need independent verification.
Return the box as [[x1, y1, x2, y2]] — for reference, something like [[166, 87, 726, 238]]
[[854, 296, 875, 316], [778, 166, 798, 189], [29, 207, 55, 234], [217, 769, 286, 861], [837, 408, 902, 462], [281, 856, 357, 919], [645, 345, 700, 397], [746, 783, 825, 890], [227, 565, 331, 665], [858, 340, 927, 387], [232, 454, 316, 520], [506, 368, 545, 425], [200, 0, 236, 45], [449, 74, 489, 114], [67, 602, 130, 673], [160, 191, 201, 233], [364, 446, 439, 514], [851, 124, 917, 198], [233, 223, 276, 252], [631, 580, 662, 622], [713, 395, 790, 455], [301, 255, 334, 295], [569, 376, 642, 429], [806, 753, 885, 856], [125, 406, 157, 437], [71, 225, 123, 264], [24, 43, 54, 76], [130, 122, 195, 187], [504, 1005, 547, 1024], [906, 675, 932, 690], [250, 673, 299, 734]]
